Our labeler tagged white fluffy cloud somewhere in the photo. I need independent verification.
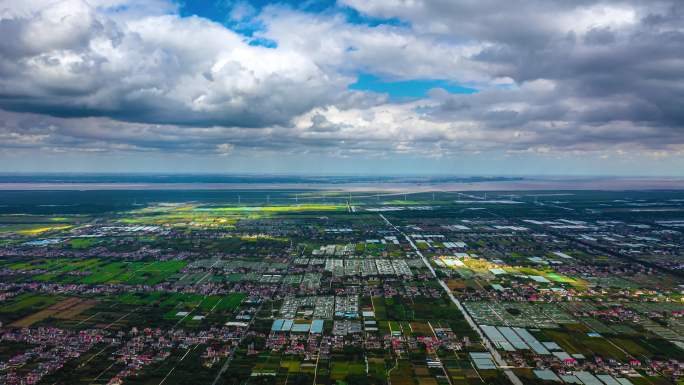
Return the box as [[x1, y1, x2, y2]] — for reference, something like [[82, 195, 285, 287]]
[[256, 7, 493, 82], [0, 0, 347, 127]]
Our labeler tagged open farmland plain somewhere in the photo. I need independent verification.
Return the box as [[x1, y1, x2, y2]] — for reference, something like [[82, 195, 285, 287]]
[[1, 189, 684, 385]]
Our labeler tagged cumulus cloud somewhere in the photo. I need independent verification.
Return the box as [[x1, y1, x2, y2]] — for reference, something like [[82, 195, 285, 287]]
[[255, 7, 493, 82], [338, 0, 684, 129], [0, 0, 347, 128], [0, 0, 683, 168]]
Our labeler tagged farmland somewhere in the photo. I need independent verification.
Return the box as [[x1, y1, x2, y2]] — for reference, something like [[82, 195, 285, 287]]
[[0, 188, 683, 385]]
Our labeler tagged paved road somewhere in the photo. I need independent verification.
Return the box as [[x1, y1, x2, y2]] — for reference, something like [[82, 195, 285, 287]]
[[379, 214, 523, 385]]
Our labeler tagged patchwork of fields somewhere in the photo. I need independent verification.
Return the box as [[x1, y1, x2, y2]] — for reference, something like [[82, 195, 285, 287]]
[[0, 189, 683, 385]]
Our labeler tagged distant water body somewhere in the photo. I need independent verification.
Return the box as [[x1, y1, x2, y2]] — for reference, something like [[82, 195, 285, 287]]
[[0, 175, 682, 191]]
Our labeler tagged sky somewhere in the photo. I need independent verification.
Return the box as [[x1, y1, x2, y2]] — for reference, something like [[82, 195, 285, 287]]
[[0, 0, 683, 175]]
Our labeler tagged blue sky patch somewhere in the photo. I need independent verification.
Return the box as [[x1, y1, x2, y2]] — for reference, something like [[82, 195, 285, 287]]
[[178, 0, 336, 21], [178, 0, 406, 29], [349, 73, 478, 99], [248, 37, 278, 48]]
